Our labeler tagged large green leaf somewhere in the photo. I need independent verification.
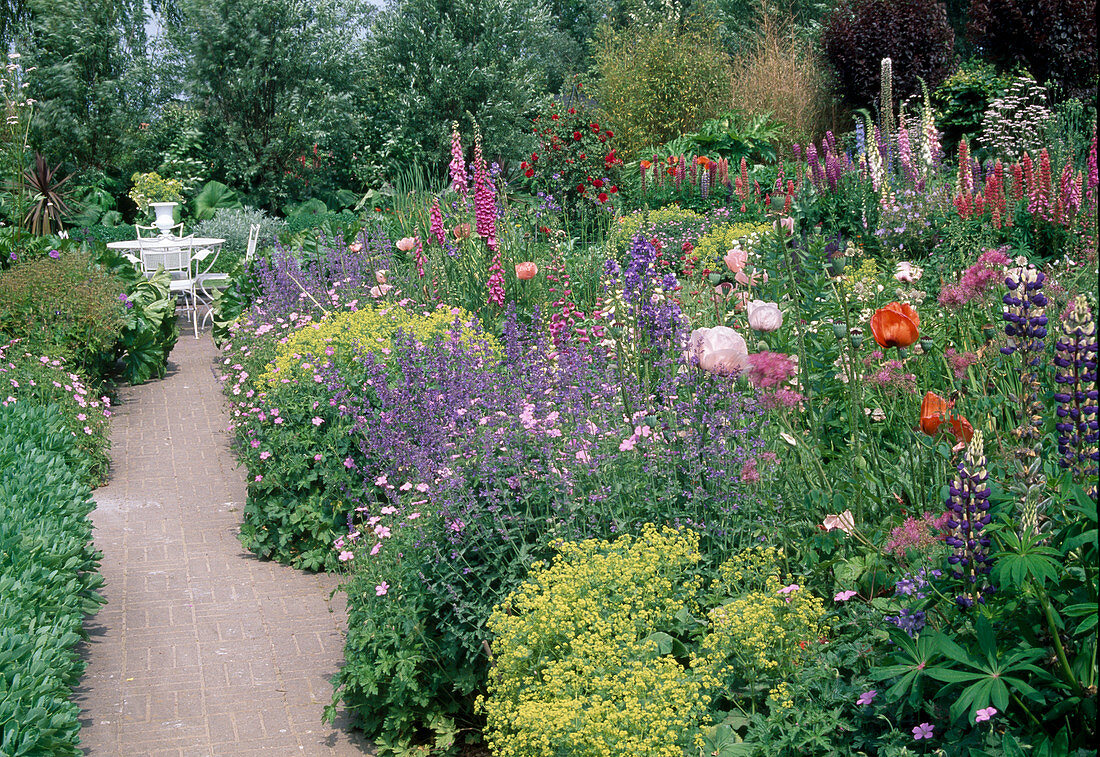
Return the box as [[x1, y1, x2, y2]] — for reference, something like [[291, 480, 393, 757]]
[[193, 180, 242, 221]]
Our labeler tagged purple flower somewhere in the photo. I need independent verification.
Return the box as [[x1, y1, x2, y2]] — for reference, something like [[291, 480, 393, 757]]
[[856, 689, 877, 705], [48, 249, 60, 259], [835, 590, 857, 602], [344, 457, 357, 469], [912, 722, 934, 740]]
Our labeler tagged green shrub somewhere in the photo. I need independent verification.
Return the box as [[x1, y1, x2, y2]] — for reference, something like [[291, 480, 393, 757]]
[[0, 339, 113, 485], [0, 402, 105, 756], [0, 250, 126, 379], [192, 207, 287, 258], [933, 60, 1012, 156], [591, 15, 733, 160], [481, 524, 712, 757]]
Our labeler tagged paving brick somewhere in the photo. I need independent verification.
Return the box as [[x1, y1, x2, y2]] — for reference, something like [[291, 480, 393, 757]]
[[76, 327, 371, 755]]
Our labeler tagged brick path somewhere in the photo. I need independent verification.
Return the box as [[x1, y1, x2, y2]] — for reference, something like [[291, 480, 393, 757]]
[[75, 331, 372, 756]]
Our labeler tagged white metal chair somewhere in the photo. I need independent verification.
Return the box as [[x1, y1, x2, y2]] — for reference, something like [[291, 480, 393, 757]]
[[139, 235, 200, 338], [196, 224, 260, 330]]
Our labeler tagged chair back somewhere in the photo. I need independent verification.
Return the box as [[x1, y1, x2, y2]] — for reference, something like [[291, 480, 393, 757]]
[[139, 236, 195, 280], [245, 223, 261, 260], [135, 223, 159, 239]]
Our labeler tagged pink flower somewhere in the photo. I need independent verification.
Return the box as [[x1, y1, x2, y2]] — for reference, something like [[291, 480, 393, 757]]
[[619, 435, 637, 452], [747, 351, 797, 389], [740, 459, 761, 482], [723, 247, 749, 273], [375, 582, 389, 596], [348, 242, 363, 253], [515, 261, 538, 280], [778, 584, 800, 594], [856, 689, 877, 705], [312, 416, 324, 426], [370, 284, 394, 298], [370, 542, 382, 555], [974, 707, 997, 723], [685, 326, 748, 376], [338, 550, 354, 562], [430, 197, 446, 246], [894, 261, 922, 283], [344, 457, 357, 469], [375, 270, 388, 285], [396, 237, 416, 252], [259, 450, 272, 460], [747, 300, 783, 332], [835, 590, 858, 602], [822, 510, 855, 535]]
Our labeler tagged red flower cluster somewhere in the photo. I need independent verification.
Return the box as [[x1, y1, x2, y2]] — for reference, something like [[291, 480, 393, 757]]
[[522, 90, 622, 211]]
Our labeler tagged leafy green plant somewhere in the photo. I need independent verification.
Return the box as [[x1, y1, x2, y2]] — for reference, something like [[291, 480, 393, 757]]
[[656, 111, 783, 165], [0, 402, 105, 756], [115, 269, 178, 385], [127, 171, 183, 213], [192, 179, 242, 220]]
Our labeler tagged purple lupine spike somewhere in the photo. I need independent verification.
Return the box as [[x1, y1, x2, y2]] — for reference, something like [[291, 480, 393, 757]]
[[944, 432, 995, 608], [1054, 296, 1099, 497]]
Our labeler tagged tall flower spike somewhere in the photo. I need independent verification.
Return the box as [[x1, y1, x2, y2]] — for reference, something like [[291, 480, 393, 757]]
[[414, 236, 426, 278], [472, 128, 497, 252], [944, 431, 995, 608], [880, 58, 894, 162], [1054, 296, 1099, 499], [430, 197, 446, 246], [1003, 261, 1050, 532], [486, 252, 505, 307], [450, 122, 467, 196]]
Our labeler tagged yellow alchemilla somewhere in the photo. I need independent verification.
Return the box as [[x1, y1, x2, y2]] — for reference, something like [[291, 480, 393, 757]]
[[482, 524, 713, 757], [260, 304, 494, 387]]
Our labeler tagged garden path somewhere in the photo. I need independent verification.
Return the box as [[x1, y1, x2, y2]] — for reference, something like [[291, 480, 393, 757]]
[[74, 331, 372, 756]]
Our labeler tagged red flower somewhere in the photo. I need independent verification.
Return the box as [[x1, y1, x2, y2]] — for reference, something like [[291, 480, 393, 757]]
[[592, 178, 604, 188], [573, 131, 582, 141], [870, 302, 920, 349], [568, 107, 576, 114], [576, 184, 585, 193], [609, 185, 617, 194], [531, 153, 538, 162], [579, 153, 586, 160], [551, 114, 559, 120], [590, 123, 600, 131], [920, 392, 974, 443], [525, 168, 534, 178], [606, 130, 613, 138], [521, 161, 529, 169], [598, 192, 609, 203]]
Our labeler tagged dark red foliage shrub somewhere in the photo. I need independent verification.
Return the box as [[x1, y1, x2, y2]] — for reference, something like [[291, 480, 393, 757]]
[[822, 0, 956, 110], [967, 0, 1097, 99]]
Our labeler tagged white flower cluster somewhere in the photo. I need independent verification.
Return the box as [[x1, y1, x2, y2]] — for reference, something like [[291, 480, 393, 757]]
[[981, 75, 1054, 162]]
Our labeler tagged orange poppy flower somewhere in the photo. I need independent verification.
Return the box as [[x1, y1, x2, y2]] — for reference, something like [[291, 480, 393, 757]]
[[696, 155, 710, 167], [640, 160, 652, 169], [920, 391, 974, 443], [870, 302, 919, 348]]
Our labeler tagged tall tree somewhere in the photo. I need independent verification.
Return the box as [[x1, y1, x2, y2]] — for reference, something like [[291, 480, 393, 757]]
[[18, 0, 155, 170], [356, 0, 565, 181], [167, 0, 373, 208]]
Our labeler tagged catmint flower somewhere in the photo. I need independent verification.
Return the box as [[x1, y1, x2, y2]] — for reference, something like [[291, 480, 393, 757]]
[[944, 431, 995, 608]]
